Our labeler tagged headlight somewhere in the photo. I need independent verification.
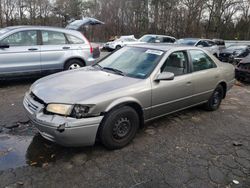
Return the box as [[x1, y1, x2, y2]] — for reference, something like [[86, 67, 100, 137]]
[[71, 105, 90, 119], [46, 104, 73, 116]]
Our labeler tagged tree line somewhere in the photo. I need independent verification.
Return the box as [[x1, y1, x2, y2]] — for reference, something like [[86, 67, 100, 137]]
[[0, 0, 250, 41]]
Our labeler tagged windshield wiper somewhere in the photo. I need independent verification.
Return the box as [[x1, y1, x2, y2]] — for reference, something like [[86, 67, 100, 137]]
[[92, 64, 103, 69], [102, 67, 125, 76]]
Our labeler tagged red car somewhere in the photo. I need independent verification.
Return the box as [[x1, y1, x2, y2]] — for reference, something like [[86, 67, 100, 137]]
[[235, 55, 250, 82]]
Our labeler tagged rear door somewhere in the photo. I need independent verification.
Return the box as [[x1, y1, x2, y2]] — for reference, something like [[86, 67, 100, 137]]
[[40, 30, 71, 72], [0, 30, 41, 76], [188, 49, 220, 103]]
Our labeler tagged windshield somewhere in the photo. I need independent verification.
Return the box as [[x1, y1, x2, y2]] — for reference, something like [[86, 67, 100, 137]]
[[139, 35, 156, 43], [97, 47, 164, 79], [177, 39, 198, 46]]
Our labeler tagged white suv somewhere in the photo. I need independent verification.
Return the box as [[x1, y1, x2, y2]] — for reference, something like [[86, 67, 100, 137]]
[[177, 38, 220, 57]]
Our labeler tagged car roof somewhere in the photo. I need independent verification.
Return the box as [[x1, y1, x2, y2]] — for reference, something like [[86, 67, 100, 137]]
[[128, 43, 199, 52], [142, 34, 176, 39], [179, 38, 214, 41], [1, 25, 78, 33]]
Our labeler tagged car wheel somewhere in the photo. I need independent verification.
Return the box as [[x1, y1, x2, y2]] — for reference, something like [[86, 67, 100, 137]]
[[99, 106, 139, 150], [64, 59, 84, 70], [116, 45, 122, 50], [204, 85, 224, 111]]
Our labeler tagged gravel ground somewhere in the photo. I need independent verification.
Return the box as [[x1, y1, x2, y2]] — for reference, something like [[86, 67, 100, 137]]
[[0, 73, 250, 187]]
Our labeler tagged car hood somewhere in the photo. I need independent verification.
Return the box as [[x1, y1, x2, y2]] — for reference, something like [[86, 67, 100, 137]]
[[31, 67, 140, 104]]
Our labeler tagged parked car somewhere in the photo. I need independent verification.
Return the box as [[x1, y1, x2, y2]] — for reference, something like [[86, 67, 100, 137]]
[[23, 44, 235, 149], [219, 45, 250, 64], [177, 38, 220, 57], [103, 35, 138, 51], [235, 54, 250, 82], [0, 18, 103, 79], [139, 34, 176, 44], [104, 34, 176, 51], [213, 39, 226, 52]]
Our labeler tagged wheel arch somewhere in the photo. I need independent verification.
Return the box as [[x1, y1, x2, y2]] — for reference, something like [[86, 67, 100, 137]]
[[63, 57, 86, 69], [218, 81, 227, 98], [103, 98, 145, 128]]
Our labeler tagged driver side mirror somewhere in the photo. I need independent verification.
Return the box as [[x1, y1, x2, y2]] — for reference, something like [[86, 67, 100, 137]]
[[0, 43, 10, 49], [155, 72, 175, 82]]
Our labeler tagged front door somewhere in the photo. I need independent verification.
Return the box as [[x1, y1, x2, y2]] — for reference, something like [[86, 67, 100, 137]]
[[0, 30, 41, 76], [151, 51, 194, 118]]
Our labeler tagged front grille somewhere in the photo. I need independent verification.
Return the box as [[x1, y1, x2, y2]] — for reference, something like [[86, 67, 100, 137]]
[[24, 93, 44, 114], [30, 92, 45, 105]]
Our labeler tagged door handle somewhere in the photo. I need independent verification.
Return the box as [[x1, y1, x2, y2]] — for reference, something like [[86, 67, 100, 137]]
[[62, 47, 70, 50], [28, 48, 38, 51], [186, 81, 192, 85]]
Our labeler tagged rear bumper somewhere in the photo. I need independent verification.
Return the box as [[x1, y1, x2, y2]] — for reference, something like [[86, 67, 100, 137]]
[[227, 79, 236, 91], [86, 57, 98, 66], [23, 93, 104, 147]]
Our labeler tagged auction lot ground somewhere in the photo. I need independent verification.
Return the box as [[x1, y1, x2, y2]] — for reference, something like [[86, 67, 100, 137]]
[[0, 62, 250, 187]]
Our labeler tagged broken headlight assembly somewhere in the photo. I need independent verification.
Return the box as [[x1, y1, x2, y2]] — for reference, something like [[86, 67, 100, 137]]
[[71, 104, 90, 119]]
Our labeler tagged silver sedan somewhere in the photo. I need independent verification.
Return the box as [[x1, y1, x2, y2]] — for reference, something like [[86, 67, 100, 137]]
[[23, 44, 235, 149]]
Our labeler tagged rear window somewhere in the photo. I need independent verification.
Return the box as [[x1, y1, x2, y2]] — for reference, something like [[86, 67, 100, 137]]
[[42, 31, 67, 45], [177, 39, 198, 46], [66, 34, 84, 44]]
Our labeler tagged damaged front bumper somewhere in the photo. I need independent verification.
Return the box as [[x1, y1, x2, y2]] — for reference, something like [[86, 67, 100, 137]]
[[23, 93, 104, 147]]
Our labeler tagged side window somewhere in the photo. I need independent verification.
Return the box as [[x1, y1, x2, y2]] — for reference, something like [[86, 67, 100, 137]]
[[42, 31, 67, 45], [189, 50, 217, 72], [197, 41, 209, 47], [161, 51, 189, 76], [66, 34, 84, 44], [207, 41, 215, 47], [163, 37, 175, 43], [1, 30, 37, 46]]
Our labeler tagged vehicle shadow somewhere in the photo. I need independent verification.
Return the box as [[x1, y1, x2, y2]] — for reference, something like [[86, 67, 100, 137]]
[[25, 134, 105, 168], [0, 77, 41, 88]]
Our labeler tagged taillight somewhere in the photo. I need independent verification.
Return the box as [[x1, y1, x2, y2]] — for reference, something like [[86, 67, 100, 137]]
[[82, 34, 93, 54]]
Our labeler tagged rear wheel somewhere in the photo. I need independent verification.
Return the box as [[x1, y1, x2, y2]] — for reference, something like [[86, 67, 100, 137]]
[[204, 85, 224, 111], [64, 59, 84, 70], [99, 106, 139, 150]]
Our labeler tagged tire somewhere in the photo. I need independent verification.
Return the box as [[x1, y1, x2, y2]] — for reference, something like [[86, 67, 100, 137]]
[[99, 106, 139, 150], [115, 45, 122, 50], [64, 59, 84, 70], [204, 85, 224, 111]]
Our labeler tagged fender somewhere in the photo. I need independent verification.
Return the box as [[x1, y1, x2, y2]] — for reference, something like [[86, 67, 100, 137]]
[[104, 97, 143, 112]]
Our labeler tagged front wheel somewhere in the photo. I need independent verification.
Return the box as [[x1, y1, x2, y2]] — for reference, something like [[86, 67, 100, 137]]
[[99, 106, 139, 150], [204, 85, 224, 111]]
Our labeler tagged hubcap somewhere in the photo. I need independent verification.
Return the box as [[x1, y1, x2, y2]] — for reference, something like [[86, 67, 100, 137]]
[[69, 63, 81, 70], [212, 91, 220, 106], [112, 117, 131, 139]]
